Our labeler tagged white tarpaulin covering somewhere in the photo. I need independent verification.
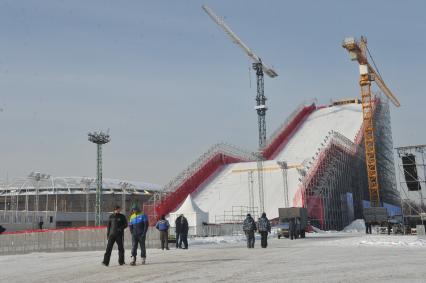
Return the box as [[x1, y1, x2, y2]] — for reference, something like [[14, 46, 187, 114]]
[[169, 194, 209, 236], [193, 103, 364, 222]]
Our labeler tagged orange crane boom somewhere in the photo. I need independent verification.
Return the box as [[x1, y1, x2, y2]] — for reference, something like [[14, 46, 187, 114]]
[[342, 36, 400, 207]]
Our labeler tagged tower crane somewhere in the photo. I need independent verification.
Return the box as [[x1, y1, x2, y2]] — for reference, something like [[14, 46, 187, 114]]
[[202, 5, 278, 148], [202, 5, 278, 213], [342, 36, 400, 208]]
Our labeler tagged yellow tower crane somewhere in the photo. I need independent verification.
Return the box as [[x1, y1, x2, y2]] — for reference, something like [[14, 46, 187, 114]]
[[342, 36, 400, 207]]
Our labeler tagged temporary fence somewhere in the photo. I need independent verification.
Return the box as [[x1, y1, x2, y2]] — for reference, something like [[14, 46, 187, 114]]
[[0, 226, 160, 255], [167, 223, 244, 238]]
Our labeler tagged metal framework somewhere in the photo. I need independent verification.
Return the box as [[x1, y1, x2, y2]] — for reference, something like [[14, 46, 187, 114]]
[[144, 102, 316, 224], [0, 176, 156, 227], [396, 144, 426, 223], [277, 161, 290, 208], [247, 171, 255, 216], [253, 61, 267, 148], [88, 131, 111, 226], [142, 143, 257, 223], [299, 98, 399, 229], [202, 5, 278, 214], [214, 206, 260, 224], [342, 36, 400, 208], [163, 143, 257, 194]]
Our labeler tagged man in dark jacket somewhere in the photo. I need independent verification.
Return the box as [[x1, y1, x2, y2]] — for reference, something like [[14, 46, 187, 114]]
[[128, 204, 149, 266], [257, 212, 271, 248], [289, 218, 297, 240], [178, 215, 189, 249], [102, 205, 128, 266], [156, 215, 170, 250], [243, 213, 257, 248], [175, 214, 183, 249]]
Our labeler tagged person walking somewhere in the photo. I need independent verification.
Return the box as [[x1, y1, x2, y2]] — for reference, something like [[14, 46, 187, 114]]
[[102, 205, 128, 266], [289, 218, 297, 240], [257, 213, 271, 248], [178, 214, 189, 249], [128, 204, 149, 266], [243, 213, 257, 248], [365, 221, 372, 234], [387, 221, 392, 235], [156, 215, 170, 250], [175, 214, 183, 249]]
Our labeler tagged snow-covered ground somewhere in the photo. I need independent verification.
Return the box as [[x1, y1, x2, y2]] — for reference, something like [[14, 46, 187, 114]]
[[2, 232, 426, 283]]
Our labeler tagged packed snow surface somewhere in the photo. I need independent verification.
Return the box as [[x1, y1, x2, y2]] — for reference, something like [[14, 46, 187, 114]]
[[193, 103, 363, 222], [2, 233, 426, 283], [343, 219, 366, 233]]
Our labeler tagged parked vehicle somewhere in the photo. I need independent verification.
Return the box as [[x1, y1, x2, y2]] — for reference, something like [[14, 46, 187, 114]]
[[278, 207, 308, 239], [276, 222, 290, 239]]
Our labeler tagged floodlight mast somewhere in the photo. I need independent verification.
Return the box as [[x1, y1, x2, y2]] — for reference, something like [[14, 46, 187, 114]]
[[88, 131, 111, 226], [202, 5, 278, 213]]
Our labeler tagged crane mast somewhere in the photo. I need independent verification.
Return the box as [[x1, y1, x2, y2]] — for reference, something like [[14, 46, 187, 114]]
[[202, 5, 278, 213], [342, 36, 400, 207]]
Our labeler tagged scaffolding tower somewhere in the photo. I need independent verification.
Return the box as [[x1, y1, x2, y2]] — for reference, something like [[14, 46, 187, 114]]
[[301, 96, 399, 230]]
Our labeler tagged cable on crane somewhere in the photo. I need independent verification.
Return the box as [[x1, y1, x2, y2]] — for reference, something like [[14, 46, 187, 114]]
[[365, 44, 383, 80]]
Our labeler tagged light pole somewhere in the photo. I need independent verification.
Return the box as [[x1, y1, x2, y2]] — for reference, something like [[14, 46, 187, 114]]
[[277, 161, 289, 208], [28, 172, 50, 229], [119, 182, 130, 216], [256, 151, 265, 214], [81, 177, 94, 226], [88, 131, 110, 226]]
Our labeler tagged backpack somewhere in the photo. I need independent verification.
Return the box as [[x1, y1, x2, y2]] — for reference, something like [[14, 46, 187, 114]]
[[243, 217, 255, 231], [258, 217, 270, 232]]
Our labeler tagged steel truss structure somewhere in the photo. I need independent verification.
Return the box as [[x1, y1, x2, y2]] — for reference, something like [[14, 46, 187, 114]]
[[144, 97, 398, 230], [143, 103, 316, 224], [300, 96, 399, 230], [396, 144, 426, 222]]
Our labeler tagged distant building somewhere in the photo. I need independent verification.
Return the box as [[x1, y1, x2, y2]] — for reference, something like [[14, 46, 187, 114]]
[[0, 176, 161, 231]]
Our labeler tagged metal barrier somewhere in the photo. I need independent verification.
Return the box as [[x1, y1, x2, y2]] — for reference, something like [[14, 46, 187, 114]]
[[0, 227, 160, 255]]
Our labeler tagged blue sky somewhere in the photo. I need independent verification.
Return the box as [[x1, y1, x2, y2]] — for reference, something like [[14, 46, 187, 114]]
[[0, 0, 425, 185]]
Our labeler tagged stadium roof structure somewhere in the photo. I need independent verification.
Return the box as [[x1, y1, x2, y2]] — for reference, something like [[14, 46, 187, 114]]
[[0, 176, 162, 196]]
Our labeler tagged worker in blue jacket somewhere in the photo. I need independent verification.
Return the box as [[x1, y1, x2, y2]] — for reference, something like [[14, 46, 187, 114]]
[[129, 204, 149, 266], [156, 215, 170, 250]]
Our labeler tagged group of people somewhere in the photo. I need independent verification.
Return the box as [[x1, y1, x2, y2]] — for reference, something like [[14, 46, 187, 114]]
[[102, 204, 148, 266], [242, 212, 271, 249], [153, 213, 189, 250], [102, 204, 190, 266], [103, 204, 272, 266]]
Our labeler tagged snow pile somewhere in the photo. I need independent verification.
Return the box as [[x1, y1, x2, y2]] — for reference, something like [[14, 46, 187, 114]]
[[188, 234, 271, 246], [343, 219, 365, 233], [358, 236, 426, 248], [188, 235, 246, 246], [316, 235, 426, 248]]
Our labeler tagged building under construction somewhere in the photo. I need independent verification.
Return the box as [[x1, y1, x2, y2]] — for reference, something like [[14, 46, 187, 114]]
[[145, 96, 400, 231]]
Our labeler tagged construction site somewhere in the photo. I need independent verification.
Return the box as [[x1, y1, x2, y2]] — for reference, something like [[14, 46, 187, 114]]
[[142, 7, 404, 233], [1, 2, 426, 282], [0, 4, 420, 234]]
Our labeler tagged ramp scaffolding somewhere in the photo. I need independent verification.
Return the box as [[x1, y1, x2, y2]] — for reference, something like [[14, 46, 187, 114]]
[[299, 96, 399, 230]]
